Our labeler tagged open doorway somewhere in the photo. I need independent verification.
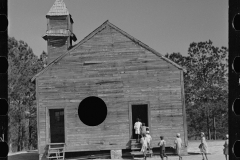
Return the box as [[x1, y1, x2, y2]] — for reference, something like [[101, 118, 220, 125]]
[[49, 109, 65, 143], [131, 104, 149, 139]]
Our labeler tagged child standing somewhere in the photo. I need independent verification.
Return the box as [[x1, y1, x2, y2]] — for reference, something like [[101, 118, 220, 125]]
[[134, 118, 142, 142], [174, 133, 183, 160], [146, 131, 152, 150], [223, 134, 228, 160], [141, 133, 148, 160], [141, 123, 147, 137], [199, 132, 208, 160], [158, 136, 168, 160]]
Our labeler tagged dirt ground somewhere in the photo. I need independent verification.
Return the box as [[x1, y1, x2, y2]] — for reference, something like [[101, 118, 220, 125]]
[[8, 140, 227, 160]]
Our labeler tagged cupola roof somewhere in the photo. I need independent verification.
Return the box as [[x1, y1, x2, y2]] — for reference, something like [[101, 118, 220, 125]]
[[47, 0, 69, 16]]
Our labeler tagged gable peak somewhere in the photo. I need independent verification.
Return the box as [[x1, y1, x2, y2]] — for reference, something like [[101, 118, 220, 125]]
[[47, 0, 69, 16]]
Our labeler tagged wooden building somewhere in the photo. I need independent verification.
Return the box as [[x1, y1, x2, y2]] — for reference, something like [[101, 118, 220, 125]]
[[32, 0, 188, 159]]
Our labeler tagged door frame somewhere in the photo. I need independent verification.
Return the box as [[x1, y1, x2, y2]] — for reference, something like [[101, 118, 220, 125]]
[[46, 107, 66, 144], [128, 101, 151, 139]]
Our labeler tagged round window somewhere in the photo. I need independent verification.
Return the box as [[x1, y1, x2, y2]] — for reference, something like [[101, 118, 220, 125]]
[[78, 96, 107, 126]]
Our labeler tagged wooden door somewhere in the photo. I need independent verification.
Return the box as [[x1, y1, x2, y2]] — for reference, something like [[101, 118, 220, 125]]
[[49, 109, 65, 143]]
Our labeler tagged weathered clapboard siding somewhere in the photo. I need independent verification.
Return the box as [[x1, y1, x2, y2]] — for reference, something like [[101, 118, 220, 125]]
[[36, 22, 187, 155], [47, 37, 69, 64], [48, 16, 68, 30]]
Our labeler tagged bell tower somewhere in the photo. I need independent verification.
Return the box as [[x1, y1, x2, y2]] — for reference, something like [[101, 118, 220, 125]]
[[43, 0, 77, 64]]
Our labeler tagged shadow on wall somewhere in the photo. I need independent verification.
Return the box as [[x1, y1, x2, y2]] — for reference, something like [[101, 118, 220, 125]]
[[126, 140, 131, 149]]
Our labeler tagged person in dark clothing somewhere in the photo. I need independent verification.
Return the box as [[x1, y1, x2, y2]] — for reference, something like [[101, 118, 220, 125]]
[[141, 123, 147, 137], [158, 136, 168, 160], [223, 134, 228, 160]]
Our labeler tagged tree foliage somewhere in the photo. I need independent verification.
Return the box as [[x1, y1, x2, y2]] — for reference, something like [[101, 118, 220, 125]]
[[165, 40, 228, 140], [8, 37, 45, 152]]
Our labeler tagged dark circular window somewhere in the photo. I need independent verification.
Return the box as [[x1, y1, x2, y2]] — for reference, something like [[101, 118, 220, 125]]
[[233, 140, 240, 158], [233, 14, 240, 31], [78, 96, 107, 126], [233, 56, 240, 74], [233, 98, 240, 116]]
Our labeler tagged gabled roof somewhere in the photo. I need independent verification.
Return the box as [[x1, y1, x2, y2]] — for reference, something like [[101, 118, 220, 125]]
[[31, 20, 185, 82], [46, 0, 69, 16]]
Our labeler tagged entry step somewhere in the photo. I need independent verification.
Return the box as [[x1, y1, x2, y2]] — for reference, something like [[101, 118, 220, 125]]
[[130, 150, 153, 158]]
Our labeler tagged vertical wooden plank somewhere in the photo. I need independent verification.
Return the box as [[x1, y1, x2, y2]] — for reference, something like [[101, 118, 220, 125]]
[[36, 79, 40, 154], [47, 39, 49, 64], [46, 107, 49, 143], [47, 18, 49, 30], [67, 15, 69, 30], [64, 107, 67, 143], [128, 103, 132, 139], [147, 102, 151, 134], [180, 70, 188, 147]]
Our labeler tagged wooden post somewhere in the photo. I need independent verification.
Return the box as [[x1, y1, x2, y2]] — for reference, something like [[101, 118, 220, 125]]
[[180, 70, 188, 149]]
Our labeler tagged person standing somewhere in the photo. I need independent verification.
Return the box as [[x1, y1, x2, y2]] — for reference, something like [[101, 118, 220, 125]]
[[158, 136, 168, 160], [199, 132, 208, 160], [223, 134, 229, 160], [146, 131, 152, 150], [141, 123, 147, 137], [141, 133, 148, 160], [174, 133, 183, 160], [134, 118, 142, 142]]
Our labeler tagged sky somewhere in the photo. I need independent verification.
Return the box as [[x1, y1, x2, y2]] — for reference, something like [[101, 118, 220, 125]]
[[8, 0, 228, 58]]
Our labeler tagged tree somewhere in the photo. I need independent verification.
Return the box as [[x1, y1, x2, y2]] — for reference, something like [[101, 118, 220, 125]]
[[165, 40, 228, 139], [8, 37, 45, 151]]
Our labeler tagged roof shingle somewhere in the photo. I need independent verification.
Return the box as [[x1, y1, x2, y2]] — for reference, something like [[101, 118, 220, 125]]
[[47, 0, 69, 16]]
